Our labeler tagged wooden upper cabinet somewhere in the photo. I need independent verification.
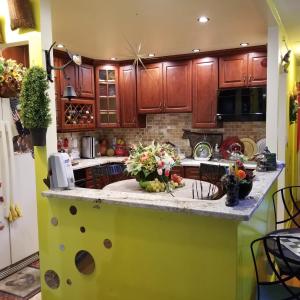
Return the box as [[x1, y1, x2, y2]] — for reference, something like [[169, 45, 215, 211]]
[[137, 63, 163, 113], [59, 58, 95, 99], [78, 64, 95, 98], [60, 62, 78, 97], [219, 54, 248, 88], [247, 52, 267, 86], [163, 61, 192, 112], [192, 57, 218, 128], [95, 65, 120, 128], [119, 65, 146, 128]]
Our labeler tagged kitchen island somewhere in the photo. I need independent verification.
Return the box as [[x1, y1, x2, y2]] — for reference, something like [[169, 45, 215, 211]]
[[41, 166, 283, 300]]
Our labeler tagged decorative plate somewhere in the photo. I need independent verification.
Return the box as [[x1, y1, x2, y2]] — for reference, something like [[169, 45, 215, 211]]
[[193, 142, 212, 161], [240, 138, 258, 159], [256, 138, 266, 154], [220, 136, 244, 159]]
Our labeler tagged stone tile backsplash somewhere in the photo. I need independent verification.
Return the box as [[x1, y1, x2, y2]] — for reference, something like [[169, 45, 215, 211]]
[[58, 113, 266, 157]]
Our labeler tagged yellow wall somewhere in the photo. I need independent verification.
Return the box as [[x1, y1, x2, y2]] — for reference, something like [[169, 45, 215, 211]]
[[285, 53, 298, 188], [0, 0, 42, 66]]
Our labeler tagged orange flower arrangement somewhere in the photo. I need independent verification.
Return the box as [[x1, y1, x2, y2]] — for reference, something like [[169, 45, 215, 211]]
[[0, 57, 26, 98]]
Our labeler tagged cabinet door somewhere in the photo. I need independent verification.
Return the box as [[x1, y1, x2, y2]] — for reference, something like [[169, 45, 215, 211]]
[[78, 64, 95, 98], [163, 61, 192, 112], [219, 54, 248, 88], [119, 65, 137, 127], [192, 57, 218, 128], [248, 52, 267, 86], [184, 167, 200, 180], [137, 63, 163, 113], [96, 65, 120, 127], [119, 65, 146, 128], [60, 62, 78, 97]]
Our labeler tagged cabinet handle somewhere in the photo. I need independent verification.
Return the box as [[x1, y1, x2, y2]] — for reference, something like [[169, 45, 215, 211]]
[[243, 76, 246, 85], [249, 75, 252, 82]]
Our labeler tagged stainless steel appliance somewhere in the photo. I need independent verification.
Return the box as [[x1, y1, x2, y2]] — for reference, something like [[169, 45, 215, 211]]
[[81, 136, 96, 158]]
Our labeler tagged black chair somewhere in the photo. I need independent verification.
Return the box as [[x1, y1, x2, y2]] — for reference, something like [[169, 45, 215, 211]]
[[198, 164, 226, 199], [272, 186, 300, 229], [251, 228, 300, 300]]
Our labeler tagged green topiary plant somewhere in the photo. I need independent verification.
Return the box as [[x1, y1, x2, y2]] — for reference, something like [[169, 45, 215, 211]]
[[20, 66, 52, 146]]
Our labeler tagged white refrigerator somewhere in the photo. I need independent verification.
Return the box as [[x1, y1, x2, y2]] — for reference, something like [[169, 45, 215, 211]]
[[0, 97, 38, 271]]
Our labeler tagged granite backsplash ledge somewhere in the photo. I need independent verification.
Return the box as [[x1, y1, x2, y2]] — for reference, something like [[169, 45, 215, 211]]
[[58, 113, 266, 156]]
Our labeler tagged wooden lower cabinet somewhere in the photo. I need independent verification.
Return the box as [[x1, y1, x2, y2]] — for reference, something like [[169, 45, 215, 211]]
[[183, 166, 200, 180], [170, 166, 185, 177], [75, 167, 131, 189]]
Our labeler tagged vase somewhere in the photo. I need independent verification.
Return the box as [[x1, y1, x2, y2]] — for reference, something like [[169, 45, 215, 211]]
[[238, 181, 253, 199], [224, 174, 239, 207], [30, 128, 47, 146]]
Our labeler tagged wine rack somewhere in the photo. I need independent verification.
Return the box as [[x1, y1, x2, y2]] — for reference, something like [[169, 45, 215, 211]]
[[61, 99, 95, 131]]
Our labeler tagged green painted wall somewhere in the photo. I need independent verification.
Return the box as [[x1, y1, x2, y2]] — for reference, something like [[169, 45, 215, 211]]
[[41, 183, 276, 300]]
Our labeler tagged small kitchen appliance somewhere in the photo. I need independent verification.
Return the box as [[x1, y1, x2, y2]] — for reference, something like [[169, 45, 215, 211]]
[[48, 153, 75, 189], [81, 136, 96, 158]]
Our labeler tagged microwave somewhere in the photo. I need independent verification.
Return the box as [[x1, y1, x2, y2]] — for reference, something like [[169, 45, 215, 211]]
[[216, 87, 266, 122]]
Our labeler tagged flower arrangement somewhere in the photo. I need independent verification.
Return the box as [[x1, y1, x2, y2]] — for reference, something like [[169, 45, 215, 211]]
[[125, 142, 184, 192], [221, 160, 254, 206], [0, 57, 26, 98]]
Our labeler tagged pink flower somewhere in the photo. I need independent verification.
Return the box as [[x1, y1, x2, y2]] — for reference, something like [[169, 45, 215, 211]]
[[158, 161, 164, 168], [165, 169, 170, 177], [157, 168, 163, 176]]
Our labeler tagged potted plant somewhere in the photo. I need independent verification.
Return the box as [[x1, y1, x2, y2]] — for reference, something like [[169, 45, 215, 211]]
[[0, 57, 26, 98], [20, 66, 51, 146], [221, 160, 254, 206], [125, 141, 184, 193]]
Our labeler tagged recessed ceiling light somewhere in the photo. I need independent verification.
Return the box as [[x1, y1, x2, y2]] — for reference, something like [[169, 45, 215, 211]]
[[192, 49, 200, 53], [240, 42, 249, 47], [197, 16, 210, 23], [148, 53, 155, 57], [111, 57, 117, 60], [56, 43, 64, 49]]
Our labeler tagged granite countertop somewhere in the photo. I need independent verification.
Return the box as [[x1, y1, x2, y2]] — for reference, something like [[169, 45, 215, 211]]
[[72, 156, 127, 170], [73, 156, 262, 170], [72, 156, 257, 170], [180, 158, 257, 169], [43, 166, 283, 221]]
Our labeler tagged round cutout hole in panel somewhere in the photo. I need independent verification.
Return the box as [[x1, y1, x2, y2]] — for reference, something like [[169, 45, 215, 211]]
[[69, 206, 77, 215], [80, 226, 86, 233], [66, 278, 72, 285], [103, 239, 112, 249], [51, 217, 58, 226], [59, 244, 65, 251], [44, 270, 60, 289], [75, 250, 95, 275]]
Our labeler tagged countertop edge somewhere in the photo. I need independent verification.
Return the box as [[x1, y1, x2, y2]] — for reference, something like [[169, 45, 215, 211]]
[[42, 166, 283, 221]]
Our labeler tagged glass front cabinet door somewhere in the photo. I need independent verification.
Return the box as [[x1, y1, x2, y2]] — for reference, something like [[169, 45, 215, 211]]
[[96, 65, 120, 127]]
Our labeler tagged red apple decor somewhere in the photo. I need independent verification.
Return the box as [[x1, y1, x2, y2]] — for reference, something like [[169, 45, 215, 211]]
[[115, 138, 129, 156]]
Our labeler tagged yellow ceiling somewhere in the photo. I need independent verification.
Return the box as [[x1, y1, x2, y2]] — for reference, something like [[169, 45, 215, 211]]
[[51, 0, 269, 60]]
